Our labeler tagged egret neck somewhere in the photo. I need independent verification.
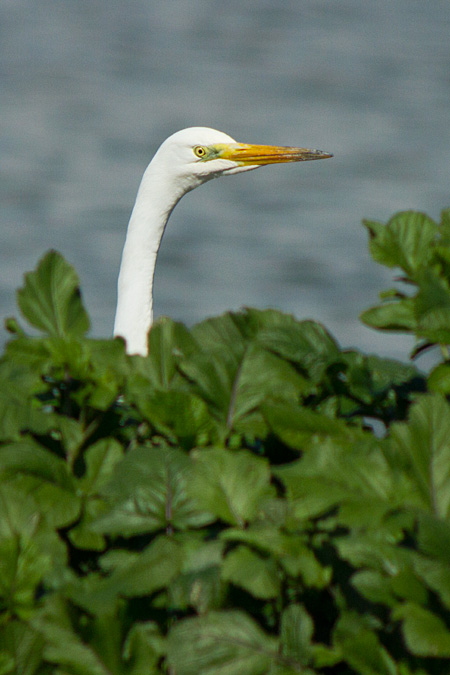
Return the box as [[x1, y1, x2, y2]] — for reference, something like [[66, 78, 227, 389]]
[[113, 161, 196, 356]]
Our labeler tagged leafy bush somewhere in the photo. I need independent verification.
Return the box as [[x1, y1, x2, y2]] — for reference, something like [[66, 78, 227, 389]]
[[0, 209, 450, 674]]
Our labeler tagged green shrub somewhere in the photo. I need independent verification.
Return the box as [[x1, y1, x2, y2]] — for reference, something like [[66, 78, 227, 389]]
[[0, 209, 450, 674]]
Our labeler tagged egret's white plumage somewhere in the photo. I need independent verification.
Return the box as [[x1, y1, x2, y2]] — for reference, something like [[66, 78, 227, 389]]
[[113, 127, 332, 355]]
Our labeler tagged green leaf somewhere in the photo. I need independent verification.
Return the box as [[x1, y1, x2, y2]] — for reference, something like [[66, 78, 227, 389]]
[[0, 539, 51, 619], [106, 534, 183, 598], [78, 439, 124, 496], [263, 401, 356, 451], [94, 446, 211, 536], [351, 570, 396, 607], [4, 316, 24, 336], [123, 622, 165, 674], [336, 531, 413, 586], [0, 621, 44, 675], [81, 338, 128, 410], [55, 417, 84, 465], [416, 512, 450, 561], [364, 211, 438, 275], [3, 336, 54, 372], [167, 610, 278, 675], [169, 539, 223, 614], [439, 208, 450, 245], [333, 612, 396, 675], [414, 269, 450, 343], [36, 596, 164, 675], [428, 363, 450, 395], [69, 537, 183, 616], [0, 485, 67, 618], [32, 595, 113, 675], [343, 352, 421, 403], [0, 653, 14, 675], [178, 349, 242, 425], [134, 316, 197, 388], [230, 307, 296, 340], [222, 546, 280, 599], [413, 553, 450, 610], [128, 389, 217, 448], [0, 360, 53, 441], [275, 436, 397, 525], [280, 604, 313, 665], [0, 441, 80, 528], [88, 337, 128, 374], [0, 484, 65, 562], [229, 309, 339, 381], [188, 448, 274, 527], [17, 251, 90, 338], [68, 499, 108, 552], [190, 313, 246, 355], [433, 244, 450, 283], [390, 567, 428, 604], [389, 394, 450, 517], [221, 526, 330, 587], [231, 346, 311, 425], [181, 314, 310, 436], [395, 603, 450, 656], [360, 299, 416, 332], [256, 318, 340, 381]]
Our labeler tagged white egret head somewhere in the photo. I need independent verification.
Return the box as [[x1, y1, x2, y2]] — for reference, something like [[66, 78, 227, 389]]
[[151, 126, 333, 190]]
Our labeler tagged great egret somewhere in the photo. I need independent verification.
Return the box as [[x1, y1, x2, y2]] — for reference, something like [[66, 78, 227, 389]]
[[113, 127, 332, 356]]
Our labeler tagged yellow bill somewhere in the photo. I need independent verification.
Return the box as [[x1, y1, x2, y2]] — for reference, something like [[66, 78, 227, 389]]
[[217, 142, 333, 165]]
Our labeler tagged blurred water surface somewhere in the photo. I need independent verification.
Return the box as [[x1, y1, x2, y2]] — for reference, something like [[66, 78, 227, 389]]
[[1, 0, 449, 359]]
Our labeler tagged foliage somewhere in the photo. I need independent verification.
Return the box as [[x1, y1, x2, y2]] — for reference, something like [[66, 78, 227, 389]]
[[0, 210, 449, 673]]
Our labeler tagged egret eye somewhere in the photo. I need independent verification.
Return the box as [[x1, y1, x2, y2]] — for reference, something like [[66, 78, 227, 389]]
[[193, 145, 207, 158]]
